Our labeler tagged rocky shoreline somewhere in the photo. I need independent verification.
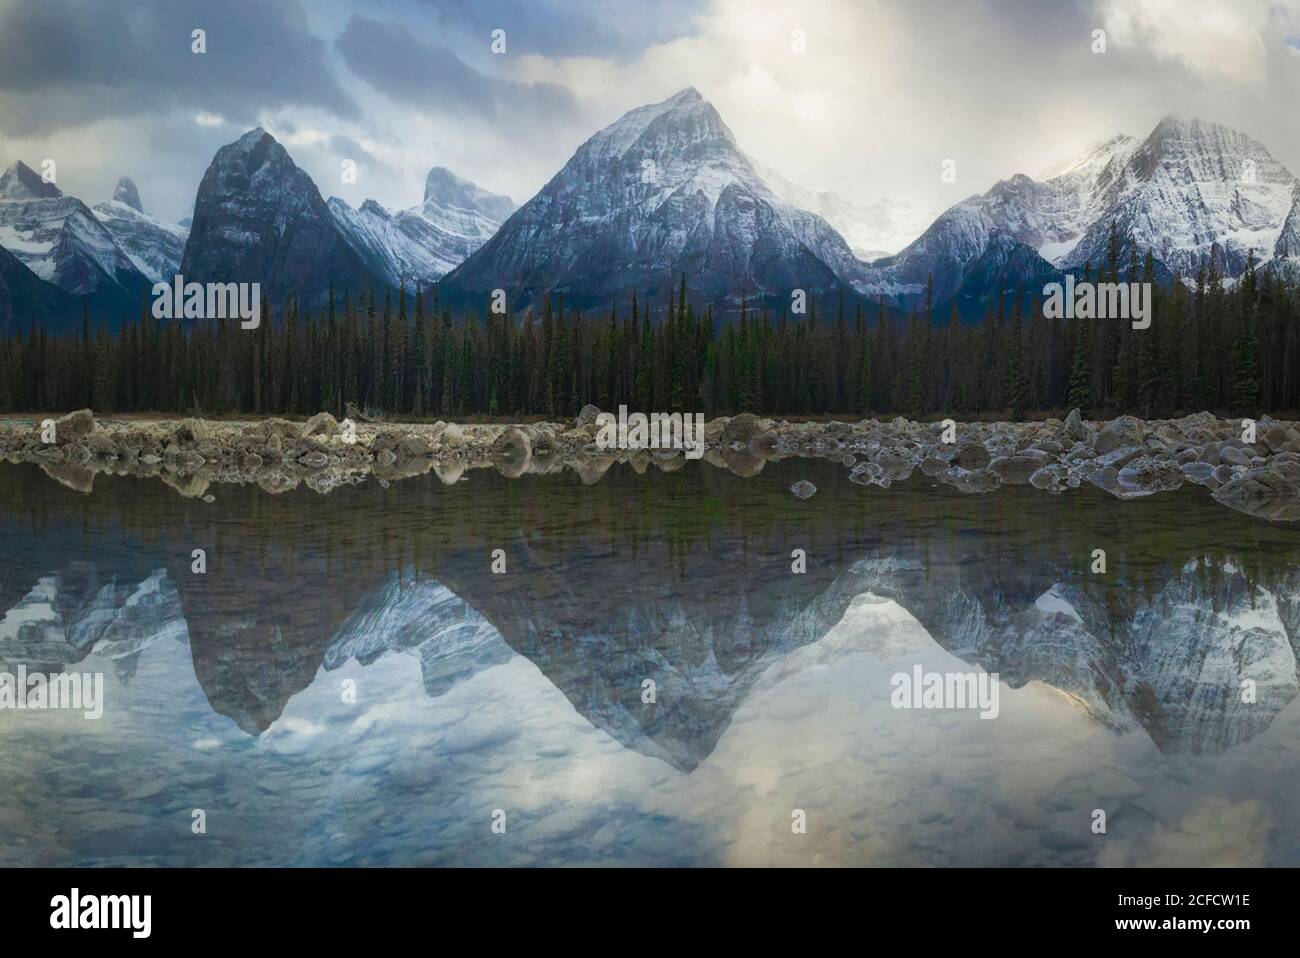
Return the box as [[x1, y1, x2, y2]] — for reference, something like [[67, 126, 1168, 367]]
[[3, 407, 1299, 521]]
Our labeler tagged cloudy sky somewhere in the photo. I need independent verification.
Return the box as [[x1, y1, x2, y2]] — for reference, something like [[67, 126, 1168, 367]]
[[0, 0, 1297, 224]]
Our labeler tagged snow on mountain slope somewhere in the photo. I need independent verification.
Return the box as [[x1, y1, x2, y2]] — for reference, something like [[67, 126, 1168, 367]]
[[861, 135, 1138, 307], [0, 161, 148, 296], [92, 177, 188, 284], [1063, 117, 1295, 278], [748, 156, 935, 260], [1266, 183, 1300, 282], [440, 87, 868, 310], [863, 117, 1294, 310], [328, 166, 514, 287]]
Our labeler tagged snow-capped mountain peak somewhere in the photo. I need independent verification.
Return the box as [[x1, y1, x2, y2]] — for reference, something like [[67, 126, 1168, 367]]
[[0, 159, 146, 298], [93, 176, 188, 285], [112, 176, 144, 213], [862, 114, 1297, 313], [0, 160, 63, 201], [583, 86, 730, 162], [422, 166, 515, 221], [440, 87, 868, 309], [328, 165, 516, 287], [1064, 114, 1295, 276]]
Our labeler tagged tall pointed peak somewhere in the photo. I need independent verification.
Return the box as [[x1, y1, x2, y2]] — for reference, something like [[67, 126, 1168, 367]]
[[422, 166, 515, 219], [585, 87, 735, 161], [113, 176, 143, 213], [228, 127, 276, 157], [0, 160, 64, 200]]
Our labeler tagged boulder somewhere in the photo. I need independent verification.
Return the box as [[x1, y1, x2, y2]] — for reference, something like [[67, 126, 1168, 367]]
[[441, 422, 466, 447], [723, 413, 765, 446], [300, 411, 339, 439], [490, 428, 532, 476], [1062, 407, 1088, 442], [1213, 458, 1300, 521], [1096, 445, 1143, 469], [86, 432, 118, 459], [54, 408, 97, 442], [1116, 456, 1184, 497], [174, 418, 214, 443], [1218, 445, 1253, 467], [849, 461, 885, 486], [1094, 415, 1144, 455], [1029, 464, 1067, 492], [1181, 461, 1218, 487], [398, 435, 432, 459]]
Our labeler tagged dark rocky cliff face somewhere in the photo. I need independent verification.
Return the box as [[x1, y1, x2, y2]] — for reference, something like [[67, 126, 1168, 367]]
[[181, 128, 376, 309]]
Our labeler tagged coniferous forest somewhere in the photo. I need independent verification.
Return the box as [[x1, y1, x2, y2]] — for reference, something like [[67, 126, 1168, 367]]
[[2, 249, 1297, 421]]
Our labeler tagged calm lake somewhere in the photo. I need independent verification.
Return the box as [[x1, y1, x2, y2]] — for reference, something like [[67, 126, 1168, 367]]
[[1, 458, 1298, 866]]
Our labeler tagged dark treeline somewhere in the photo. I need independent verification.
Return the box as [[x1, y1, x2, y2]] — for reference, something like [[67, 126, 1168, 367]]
[[2, 236, 1298, 419]]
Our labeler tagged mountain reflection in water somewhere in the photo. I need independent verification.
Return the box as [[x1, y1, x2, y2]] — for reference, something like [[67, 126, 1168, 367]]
[[1, 459, 1298, 866]]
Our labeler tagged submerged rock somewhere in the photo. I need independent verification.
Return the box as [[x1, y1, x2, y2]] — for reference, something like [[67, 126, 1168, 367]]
[[954, 442, 990, 471], [941, 466, 1002, 494], [990, 452, 1048, 485], [1116, 457, 1184, 497], [1213, 457, 1300, 521], [790, 479, 817, 499]]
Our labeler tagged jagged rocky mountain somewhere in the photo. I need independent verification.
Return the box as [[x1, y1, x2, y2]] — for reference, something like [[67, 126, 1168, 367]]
[[328, 166, 515, 288], [180, 128, 375, 310], [440, 87, 869, 311], [112, 176, 142, 213], [3, 106, 1298, 329], [864, 117, 1297, 313], [92, 176, 189, 285], [1064, 117, 1294, 278], [0, 161, 149, 325]]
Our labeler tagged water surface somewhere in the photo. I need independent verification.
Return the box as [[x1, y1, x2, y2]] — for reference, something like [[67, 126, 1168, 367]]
[[1, 460, 1298, 866]]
